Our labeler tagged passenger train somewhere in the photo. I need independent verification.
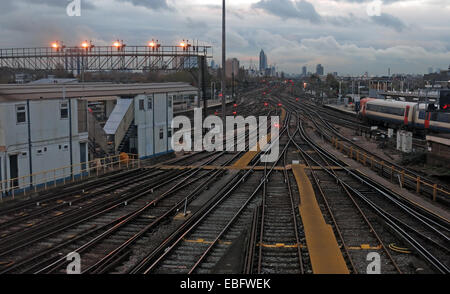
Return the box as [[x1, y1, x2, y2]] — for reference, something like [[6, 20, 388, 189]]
[[359, 98, 450, 133]]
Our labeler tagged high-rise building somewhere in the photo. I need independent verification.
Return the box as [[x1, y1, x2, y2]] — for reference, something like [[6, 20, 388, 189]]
[[259, 50, 267, 73], [316, 64, 324, 76], [226, 58, 240, 78], [302, 66, 307, 76], [428, 67, 434, 74]]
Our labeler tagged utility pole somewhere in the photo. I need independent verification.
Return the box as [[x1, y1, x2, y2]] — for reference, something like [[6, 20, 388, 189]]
[[232, 72, 235, 101], [198, 56, 202, 109], [200, 56, 207, 121], [221, 0, 226, 125]]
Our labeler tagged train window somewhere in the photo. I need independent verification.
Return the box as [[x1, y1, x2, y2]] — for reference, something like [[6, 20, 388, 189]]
[[16, 105, 27, 124], [431, 113, 438, 121], [419, 111, 425, 120], [438, 113, 449, 123]]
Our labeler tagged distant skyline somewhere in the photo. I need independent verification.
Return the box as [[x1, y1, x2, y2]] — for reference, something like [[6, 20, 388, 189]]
[[1, 0, 449, 75]]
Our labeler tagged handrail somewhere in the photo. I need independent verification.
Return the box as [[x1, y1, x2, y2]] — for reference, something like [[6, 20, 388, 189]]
[[0, 153, 140, 201], [331, 137, 450, 201]]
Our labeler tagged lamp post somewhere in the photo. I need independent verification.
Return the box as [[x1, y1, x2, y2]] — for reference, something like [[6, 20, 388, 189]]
[[221, 0, 226, 126]]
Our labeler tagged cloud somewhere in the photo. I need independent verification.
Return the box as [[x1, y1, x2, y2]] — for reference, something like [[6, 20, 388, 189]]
[[185, 17, 208, 31], [116, 0, 173, 10], [252, 0, 322, 24], [371, 13, 406, 32], [257, 33, 450, 75], [18, 0, 96, 9], [0, 0, 448, 75], [332, 0, 406, 3]]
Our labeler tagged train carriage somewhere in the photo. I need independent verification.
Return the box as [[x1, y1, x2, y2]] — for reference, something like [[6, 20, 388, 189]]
[[415, 106, 450, 133], [360, 98, 450, 133], [361, 99, 416, 128]]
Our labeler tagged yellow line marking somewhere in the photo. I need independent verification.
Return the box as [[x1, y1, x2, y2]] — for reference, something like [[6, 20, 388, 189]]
[[347, 244, 382, 250], [257, 243, 304, 249], [183, 238, 232, 245]]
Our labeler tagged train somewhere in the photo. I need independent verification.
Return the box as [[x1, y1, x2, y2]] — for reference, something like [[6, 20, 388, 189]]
[[359, 98, 450, 133]]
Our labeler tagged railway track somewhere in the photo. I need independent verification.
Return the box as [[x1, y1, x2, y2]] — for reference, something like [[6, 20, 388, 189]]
[[280, 98, 450, 274], [1, 88, 448, 275], [128, 113, 294, 274], [277, 92, 450, 204], [0, 152, 230, 273], [0, 98, 274, 274]]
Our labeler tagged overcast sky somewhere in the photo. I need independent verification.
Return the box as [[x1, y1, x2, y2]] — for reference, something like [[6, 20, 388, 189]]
[[1, 0, 449, 75]]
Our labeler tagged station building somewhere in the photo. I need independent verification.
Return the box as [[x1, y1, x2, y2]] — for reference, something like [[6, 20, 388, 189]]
[[0, 82, 198, 195], [0, 97, 88, 191]]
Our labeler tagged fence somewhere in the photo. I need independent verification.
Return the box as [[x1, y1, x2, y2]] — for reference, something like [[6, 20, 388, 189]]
[[331, 137, 449, 202], [0, 153, 140, 201]]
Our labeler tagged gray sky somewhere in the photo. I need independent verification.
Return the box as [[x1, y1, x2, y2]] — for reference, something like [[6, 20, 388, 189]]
[[1, 0, 449, 75]]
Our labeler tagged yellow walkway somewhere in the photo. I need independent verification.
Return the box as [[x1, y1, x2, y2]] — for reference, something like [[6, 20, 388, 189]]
[[233, 108, 286, 168], [291, 164, 349, 274]]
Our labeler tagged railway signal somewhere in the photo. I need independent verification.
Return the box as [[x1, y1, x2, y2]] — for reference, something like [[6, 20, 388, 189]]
[[113, 40, 125, 51], [81, 40, 94, 52], [440, 90, 450, 111], [180, 40, 191, 51], [51, 41, 65, 52], [148, 39, 161, 51]]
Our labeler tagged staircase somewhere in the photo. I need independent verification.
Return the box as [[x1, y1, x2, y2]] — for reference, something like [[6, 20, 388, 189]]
[[103, 98, 135, 153], [117, 122, 137, 153], [88, 112, 112, 158]]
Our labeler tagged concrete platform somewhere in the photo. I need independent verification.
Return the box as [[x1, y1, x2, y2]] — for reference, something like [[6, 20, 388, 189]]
[[324, 104, 357, 116]]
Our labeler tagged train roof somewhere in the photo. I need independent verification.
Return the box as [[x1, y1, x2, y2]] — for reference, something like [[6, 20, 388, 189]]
[[366, 99, 417, 108]]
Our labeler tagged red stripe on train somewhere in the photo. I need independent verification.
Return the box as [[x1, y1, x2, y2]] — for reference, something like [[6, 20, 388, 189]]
[[424, 113, 431, 129], [404, 106, 410, 125]]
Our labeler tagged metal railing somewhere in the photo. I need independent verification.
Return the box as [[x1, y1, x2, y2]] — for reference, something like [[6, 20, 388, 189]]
[[331, 137, 449, 202], [0, 45, 212, 71], [0, 153, 140, 201]]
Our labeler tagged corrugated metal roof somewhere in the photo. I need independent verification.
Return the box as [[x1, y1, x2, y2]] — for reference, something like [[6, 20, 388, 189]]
[[103, 99, 134, 135]]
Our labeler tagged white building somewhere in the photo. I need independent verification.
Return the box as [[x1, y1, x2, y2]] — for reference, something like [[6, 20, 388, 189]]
[[0, 98, 88, 193], [103, 93, 175, 159], [134, 93, 174, 159], [0, 82, 198, 196]]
